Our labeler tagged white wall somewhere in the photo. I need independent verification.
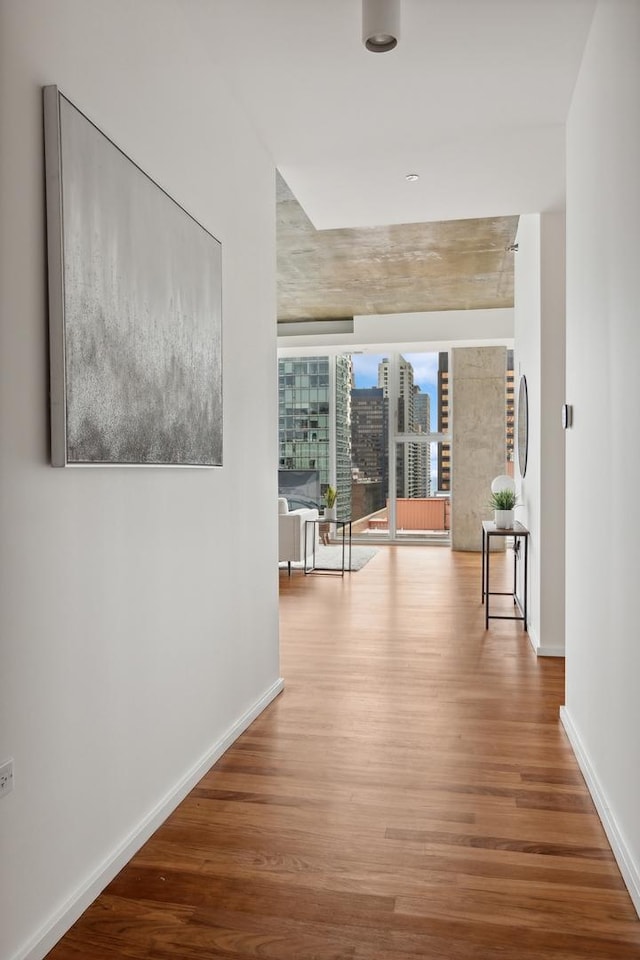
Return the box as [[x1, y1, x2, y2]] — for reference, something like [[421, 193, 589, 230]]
[[278, 307, 513, 353], [513, 216, 542, 644], [0, 3, 279, 958], [539, 215, 566, 655], [514, 213, 566, 656], [563, 0, 640, 914]]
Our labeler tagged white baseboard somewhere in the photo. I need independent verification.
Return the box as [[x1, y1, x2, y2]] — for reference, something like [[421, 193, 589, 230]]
[[527, 624, 565, 657], [536, 643, 565, 657], [15, 677, 285, 960], [560, 706, 640, 918], [527, 624, 539, 653]]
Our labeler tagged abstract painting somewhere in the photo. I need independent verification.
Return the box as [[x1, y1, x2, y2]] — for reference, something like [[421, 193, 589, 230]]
[[44, 86, 222, 466]]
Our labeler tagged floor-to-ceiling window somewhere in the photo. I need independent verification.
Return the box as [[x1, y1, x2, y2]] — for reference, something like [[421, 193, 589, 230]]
[[389, 351, 450, 542], [278, 347, 512, 543], [375, 352, 450, 542]]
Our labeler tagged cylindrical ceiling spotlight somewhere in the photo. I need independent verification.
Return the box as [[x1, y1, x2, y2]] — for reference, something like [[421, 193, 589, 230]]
[[362, 0, 400, 52]]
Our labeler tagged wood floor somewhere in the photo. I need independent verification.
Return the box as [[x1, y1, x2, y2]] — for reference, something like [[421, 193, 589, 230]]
[[47, 546, 640, 959]]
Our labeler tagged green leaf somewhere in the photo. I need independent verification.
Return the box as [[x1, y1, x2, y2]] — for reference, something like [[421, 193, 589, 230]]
[[489, 489, 518, 510]]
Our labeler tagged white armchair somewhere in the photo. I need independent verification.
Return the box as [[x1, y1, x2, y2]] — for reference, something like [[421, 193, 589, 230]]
[[278, 497, 319, 575]]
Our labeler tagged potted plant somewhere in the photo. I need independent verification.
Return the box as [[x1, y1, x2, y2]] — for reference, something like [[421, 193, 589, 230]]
[[324, 484, 338, 521], [489, 488, 518, 529]]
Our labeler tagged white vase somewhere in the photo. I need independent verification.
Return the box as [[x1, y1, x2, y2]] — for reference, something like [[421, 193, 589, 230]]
[[322, 505, 337, 541], [495, 509, 514, 529]]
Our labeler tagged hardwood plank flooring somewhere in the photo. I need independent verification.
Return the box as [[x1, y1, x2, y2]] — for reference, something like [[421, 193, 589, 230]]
[[47, 546, 640, 959]]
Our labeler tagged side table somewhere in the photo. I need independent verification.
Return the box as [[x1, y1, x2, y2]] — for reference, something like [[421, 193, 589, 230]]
[[304, 517, 352, 576], [481, 520, 529, 630]]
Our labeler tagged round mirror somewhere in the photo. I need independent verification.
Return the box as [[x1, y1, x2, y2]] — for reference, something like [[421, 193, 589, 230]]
[[517, 375, 529, 478]]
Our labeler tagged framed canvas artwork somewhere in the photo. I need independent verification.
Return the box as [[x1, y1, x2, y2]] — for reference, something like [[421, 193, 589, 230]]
[[43, 85, 222, 466]]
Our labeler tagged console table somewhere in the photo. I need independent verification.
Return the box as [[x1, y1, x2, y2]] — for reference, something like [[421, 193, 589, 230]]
[[481, 520, 529, 630]]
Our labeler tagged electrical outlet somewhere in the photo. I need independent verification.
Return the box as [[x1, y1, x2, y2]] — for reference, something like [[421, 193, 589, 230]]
[[0, 759, 14, 798]]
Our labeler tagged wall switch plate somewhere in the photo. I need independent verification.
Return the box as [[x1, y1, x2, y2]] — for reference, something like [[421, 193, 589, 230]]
[[0, 758, 14, 798]]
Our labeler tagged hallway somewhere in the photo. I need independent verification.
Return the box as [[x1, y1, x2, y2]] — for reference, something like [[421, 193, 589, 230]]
[[48, 546, 640, 959]]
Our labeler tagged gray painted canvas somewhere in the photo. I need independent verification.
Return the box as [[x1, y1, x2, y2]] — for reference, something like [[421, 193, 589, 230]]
[[45, 88, 222, 466]]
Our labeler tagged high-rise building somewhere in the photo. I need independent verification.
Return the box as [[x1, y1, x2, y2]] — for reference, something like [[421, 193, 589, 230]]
[[413, 387, 431, 497], [437, 352, 451, 492], [350, 386, 388, 520], [278, 355, 352, 517], [335, 354, 353, 519], [413, 389, 431, 434], [378, 356, 416, 433], [506, 349, 515, 469], [351, 386, 388, 486], [378, 356, 421, 497], [278, 356, 330, 490]]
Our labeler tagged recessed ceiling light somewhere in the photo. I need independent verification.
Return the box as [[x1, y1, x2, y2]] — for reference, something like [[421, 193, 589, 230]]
[[405, 173, 419, 182]]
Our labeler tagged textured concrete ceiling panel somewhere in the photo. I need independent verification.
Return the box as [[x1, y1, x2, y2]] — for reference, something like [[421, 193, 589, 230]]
[[277, 176, 518, 322]]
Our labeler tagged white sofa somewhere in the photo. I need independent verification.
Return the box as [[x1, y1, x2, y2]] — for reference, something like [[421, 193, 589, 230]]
[[278, 497, 319, 574]]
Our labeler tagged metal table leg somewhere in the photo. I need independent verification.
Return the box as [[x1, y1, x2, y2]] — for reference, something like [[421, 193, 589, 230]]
[[485, 532, 490, 629], [523, 534, 528, 630]]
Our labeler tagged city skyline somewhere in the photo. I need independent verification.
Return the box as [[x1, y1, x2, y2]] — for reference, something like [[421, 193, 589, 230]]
[[352, 352, 439, 432], [353, 353, 440, 490]]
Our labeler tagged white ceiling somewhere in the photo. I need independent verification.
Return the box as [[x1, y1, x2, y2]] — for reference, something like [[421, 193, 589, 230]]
[[186, 0, 595, 229]]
